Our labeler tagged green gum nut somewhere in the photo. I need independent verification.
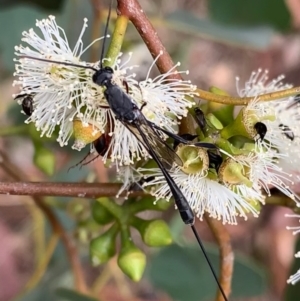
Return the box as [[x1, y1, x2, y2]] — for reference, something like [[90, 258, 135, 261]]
[[219, 157, 252, 187], [92, 198, 115, 225], [176, 144, 209, 174], [133, 218, 172, 247], [118, 244, 146, 282], [90, 224, 118, 266], [220, 108, 250, 140], [207, 86, 234, 125]]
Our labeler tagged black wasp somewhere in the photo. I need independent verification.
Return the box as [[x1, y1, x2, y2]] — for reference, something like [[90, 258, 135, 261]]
[[21, 1, 228, 299], [14, 93, 34, 116]]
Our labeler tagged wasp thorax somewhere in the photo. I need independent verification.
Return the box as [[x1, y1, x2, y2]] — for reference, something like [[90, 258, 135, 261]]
[[176, 144, 209, 174], [219, 157, 252, 187], [93, 66, 114, 86]]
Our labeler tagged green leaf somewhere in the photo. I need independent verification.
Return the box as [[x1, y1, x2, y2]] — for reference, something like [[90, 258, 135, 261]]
[[285, 238, 300, 300], [147, 244, 267, 301], [0, 0, 65, 11], [56, 288, 99, 301], [165, 11, 275, 50], [208, 0, 291, 32]]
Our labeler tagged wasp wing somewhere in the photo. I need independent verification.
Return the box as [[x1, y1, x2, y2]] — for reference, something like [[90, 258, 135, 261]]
[[149, 121, 218, 150], [121, 117, 183, 169]]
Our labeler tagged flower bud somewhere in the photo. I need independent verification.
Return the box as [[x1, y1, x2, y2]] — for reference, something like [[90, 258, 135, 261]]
[[92, 198, 115, 225], [118, 245, 146, 282], [207, 86, 234, 125], [90, 225, 118, 265], [219, 157, 252, 187], [134, 218, 172, 247], [206, 113, 223, 130], [176, 145, 209, 174], [72, 119, 102, 151]]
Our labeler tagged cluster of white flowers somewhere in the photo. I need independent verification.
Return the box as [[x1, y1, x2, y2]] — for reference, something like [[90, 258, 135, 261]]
[[236, 69, 300, 181], [13, 16, 196, 171], [235, 70, 300, 285], [13, 18, 300, 239]]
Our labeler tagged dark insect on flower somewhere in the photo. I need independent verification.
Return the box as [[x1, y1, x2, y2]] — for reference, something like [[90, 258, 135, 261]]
[[194, 107, 206, 133], [208, 151, 223, 172], [254, 122, 267, 141], [279, 123, 294, 141], [69, 133, 112, 170], [93, 134, 111, 157], [20, 1, 228, 299], [14, 94, 34, 116]]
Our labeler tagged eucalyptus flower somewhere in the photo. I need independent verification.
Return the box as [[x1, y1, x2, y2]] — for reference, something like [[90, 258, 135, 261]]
[[236, 69, 300, 179], [138, 144, 262, 225], [13, 16, 197, 169], [138, 165, 260, 225], [231, 145, 299, 203]]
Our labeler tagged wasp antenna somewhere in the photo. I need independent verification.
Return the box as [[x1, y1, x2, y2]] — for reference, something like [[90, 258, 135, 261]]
[[191, 225, 229, 301], [19, 55, 98, 72], [100, 0, 113, 68]]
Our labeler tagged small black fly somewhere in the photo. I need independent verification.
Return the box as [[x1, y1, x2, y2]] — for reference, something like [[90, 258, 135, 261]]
[[279, 123, 294, 141], [254, 121, 267, 141], [14, 93, 34, 116], [194, 107, 206, 133], [20, 1, 228, 299]]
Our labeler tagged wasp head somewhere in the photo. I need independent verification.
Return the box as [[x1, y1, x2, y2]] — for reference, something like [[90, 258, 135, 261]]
[[92, 66, 114, 87]]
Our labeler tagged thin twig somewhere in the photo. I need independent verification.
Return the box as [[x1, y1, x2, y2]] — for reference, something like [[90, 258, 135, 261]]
[[0, 151, 88, 293], [0, 181, 146, 198], [117, 0, 180, 79], [204, 214, 233, 301], [197, 87, 300, 105], [90, 0, 103, 62]]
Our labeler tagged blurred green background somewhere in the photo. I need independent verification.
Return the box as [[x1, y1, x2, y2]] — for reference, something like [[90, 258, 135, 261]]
[[0, 1, 300, 301]]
